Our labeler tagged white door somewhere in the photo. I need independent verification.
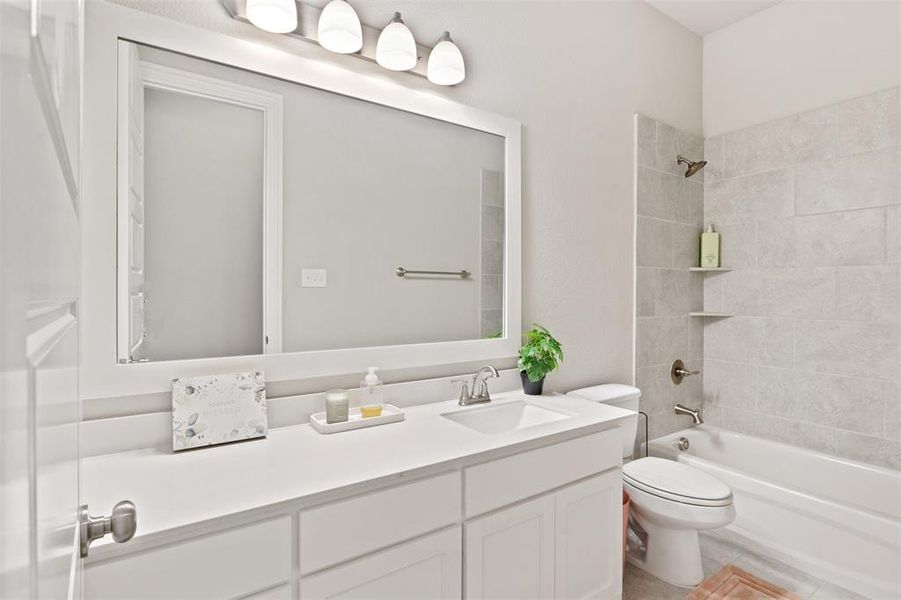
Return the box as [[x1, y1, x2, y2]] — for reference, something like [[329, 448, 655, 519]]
[[299, 527, 462, 600], [555, 471, 623, 600], [464, 494, 556, 599], [116, 41, 146, 363], [0, 0, 83, 599]]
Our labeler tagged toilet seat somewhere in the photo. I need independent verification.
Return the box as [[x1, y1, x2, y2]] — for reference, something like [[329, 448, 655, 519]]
[[624, 457, 732, 507]]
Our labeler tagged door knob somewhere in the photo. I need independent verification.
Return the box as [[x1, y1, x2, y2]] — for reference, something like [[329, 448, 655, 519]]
[[80, 500, 137, 557]]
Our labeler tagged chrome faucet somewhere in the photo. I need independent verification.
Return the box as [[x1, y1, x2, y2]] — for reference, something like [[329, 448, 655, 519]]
[[674, 403, 704, 424], [452, 365, 499, 406]]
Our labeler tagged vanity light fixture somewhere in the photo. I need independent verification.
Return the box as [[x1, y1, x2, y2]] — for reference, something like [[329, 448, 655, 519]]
[[245, 0, 298, 33], [317, 0, 362, 54], [427, 31, 465, 86], [227, 1, 466, 85], [376, 12, 417, 71]]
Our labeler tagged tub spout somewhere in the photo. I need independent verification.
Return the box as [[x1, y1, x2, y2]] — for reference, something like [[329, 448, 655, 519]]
[[674, 403, 703, 425]]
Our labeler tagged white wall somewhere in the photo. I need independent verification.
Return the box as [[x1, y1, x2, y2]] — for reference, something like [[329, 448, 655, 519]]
[[704, 0, 901, 136], [95, 0, 701, 407], [144, 87, 264, 360]]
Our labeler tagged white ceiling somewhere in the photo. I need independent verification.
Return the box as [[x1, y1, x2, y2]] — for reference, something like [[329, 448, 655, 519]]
[[646, 0, 782, 36]]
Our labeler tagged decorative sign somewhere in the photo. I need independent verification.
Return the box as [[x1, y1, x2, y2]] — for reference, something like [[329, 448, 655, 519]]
[[172, 371, 267, 451]]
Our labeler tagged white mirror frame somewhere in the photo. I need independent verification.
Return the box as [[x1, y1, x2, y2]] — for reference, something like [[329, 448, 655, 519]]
[[81, 1, 522, 400]]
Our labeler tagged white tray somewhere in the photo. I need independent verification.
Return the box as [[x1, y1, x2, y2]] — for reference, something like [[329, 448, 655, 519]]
[[310, 404, 405, 434]]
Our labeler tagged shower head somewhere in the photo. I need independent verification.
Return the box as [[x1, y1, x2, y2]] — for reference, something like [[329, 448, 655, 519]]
[[677, 155, 707, 178]]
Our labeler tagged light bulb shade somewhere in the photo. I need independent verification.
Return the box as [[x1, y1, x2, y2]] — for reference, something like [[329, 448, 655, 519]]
[[246, 0, 297, 33], [427, 33, 465, 85], [376, 13, 417, 71], [317, 0, 362, 54]]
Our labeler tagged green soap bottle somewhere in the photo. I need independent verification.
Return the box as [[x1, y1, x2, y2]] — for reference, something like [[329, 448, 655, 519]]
[[700, 224, 720, 268]]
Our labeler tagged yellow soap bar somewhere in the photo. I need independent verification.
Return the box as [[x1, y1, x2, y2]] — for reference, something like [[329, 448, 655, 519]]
[[360, 406, 383, 418]]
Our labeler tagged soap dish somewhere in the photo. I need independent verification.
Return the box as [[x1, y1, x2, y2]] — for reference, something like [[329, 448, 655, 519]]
[[310, 404, 405, 434]]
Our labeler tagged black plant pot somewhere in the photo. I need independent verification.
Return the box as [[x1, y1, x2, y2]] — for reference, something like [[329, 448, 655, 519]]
[[520, 371, 545, 395]]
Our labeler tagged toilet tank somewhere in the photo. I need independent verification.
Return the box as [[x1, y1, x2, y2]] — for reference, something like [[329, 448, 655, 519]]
[[566, 384, 641, 459]]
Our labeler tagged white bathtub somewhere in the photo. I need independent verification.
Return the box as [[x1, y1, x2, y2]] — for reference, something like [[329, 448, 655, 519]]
[[649, 426, 901, 599]]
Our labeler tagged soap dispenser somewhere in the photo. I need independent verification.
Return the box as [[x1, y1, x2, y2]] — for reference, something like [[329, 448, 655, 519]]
[[700, 224, 721, 268], [360, 367, 384, 418]]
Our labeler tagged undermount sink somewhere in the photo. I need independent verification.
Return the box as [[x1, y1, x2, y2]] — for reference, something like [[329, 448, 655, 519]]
[[441, 400, 570, 435]]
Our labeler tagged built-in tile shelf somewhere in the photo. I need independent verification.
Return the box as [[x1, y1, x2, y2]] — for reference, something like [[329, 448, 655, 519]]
[[688, 311, 733, 318], [688, 267, 731, 272]]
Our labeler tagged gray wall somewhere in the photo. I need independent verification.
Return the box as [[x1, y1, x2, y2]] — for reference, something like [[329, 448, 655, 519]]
[[144, 87, 264, 360], [634, 115, 705, 439], [701, 87, 901, 471]]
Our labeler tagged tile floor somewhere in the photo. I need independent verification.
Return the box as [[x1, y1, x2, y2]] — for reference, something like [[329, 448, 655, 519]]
[[623, 529, 868, 600]]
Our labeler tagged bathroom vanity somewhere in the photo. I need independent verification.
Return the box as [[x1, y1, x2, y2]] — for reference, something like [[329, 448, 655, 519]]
[[81, 393, 630, 600]]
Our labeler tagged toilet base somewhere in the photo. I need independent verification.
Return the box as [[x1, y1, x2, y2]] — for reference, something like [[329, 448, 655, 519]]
[[626, 512, 704, 588]]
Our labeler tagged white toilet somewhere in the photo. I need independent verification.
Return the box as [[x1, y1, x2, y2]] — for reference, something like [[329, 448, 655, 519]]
[[567, 384, 735, 588]]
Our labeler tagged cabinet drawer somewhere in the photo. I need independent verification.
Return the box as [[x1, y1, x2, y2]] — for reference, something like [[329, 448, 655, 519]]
[[84, 516, 291, 600], [299, 471, 461, 575], [299, 527, 462, 600], [464, 431, 619, 517]]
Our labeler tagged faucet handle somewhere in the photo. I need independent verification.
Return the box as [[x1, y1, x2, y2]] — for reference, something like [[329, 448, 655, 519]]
[[451, 379, 470, 404], [671, 359, 699, 384]]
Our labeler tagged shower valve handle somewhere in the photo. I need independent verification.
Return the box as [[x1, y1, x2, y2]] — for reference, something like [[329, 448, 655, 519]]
[[671, 359, 698, 384]]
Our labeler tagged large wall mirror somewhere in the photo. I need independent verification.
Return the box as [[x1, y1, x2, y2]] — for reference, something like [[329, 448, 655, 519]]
[[82, 1, 520, 398], [119, 42, 506, 363]]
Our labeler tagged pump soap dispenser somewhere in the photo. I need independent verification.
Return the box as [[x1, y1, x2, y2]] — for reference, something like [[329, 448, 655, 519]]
[[360, 367, 384, 418], [700, 224, 721, 268]]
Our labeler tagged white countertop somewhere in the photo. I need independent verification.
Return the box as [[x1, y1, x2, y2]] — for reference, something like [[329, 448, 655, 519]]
[[81, 391, 632, 560]]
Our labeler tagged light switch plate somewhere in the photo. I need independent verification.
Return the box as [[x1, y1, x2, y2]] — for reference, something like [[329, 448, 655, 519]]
[[302, 268, 327, 287]]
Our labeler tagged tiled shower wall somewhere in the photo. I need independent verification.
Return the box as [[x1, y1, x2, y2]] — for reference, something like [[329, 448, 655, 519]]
[[480, 169, 504, 337], [701, 88, 901, 471], [634, 115, 707, 439]]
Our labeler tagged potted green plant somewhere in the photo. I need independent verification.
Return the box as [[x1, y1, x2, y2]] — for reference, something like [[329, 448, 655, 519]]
[[517, 324, 563, 395]]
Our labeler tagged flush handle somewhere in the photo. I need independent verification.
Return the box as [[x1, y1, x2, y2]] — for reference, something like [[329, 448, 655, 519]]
[[671, 359, 699, 385], [80, 500, 137, 557]]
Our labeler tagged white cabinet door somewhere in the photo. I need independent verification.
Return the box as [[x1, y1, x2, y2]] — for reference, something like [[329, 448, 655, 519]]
[[299, 527, 462, 600], [555, 470, 623, 600], [464, 494, 555, 599]]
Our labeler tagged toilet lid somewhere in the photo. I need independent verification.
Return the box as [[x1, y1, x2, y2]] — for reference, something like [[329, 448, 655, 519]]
[[623, 457, 732, 507]]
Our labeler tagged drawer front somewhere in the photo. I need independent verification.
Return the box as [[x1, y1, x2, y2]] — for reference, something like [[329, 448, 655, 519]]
[[299, 471, 461, 575], [84, 517, 292, 600], [464, 431, 619, 517], [299, 527, 462, 600]]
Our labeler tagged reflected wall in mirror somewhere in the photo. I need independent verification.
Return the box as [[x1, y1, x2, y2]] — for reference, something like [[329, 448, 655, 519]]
[[117, 42, 506, 364]]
